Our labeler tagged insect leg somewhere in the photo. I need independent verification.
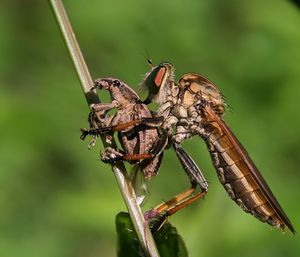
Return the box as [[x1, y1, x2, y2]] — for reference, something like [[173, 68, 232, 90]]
[[82, 116, 167, 163], [100, 147, 154, 163], [107, 116, 164, 132], [162, 190, 206, 218], [173, 144, 208, 191], [90, 101, 119, 118], [79, 118, 137, 140], [101, 127, 169, 163], [151, 186, 196, 214], [81, 116, 164, 138], [144, 144, 208, 227], [80, 101, 119, 141], [145, 185, 207, 230]]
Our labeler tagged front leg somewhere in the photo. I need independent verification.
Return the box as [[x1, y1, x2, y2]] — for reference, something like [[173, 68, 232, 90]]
[[81, 116, 164, 140], [90, 100, 119, 124], [80, 101, 119, 147], [100, 147, 126, 163]]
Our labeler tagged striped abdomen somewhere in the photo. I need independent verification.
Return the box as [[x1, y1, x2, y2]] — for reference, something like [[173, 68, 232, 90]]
[[203, 116, 295, 233]]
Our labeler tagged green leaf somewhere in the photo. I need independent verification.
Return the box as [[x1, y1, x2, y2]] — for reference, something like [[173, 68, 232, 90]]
[[116, 212, 188, 257]]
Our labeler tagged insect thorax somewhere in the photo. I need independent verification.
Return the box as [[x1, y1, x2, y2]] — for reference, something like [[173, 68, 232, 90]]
[[157, 93, 208, 145]]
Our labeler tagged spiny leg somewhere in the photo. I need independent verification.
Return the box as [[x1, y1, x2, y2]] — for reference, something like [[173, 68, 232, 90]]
[[145, 144, 209, 228], [161, 144, 209, 216], [164, 190, 207, 217], [145, 185, 207, 231], [81, 116, 164, 138], [173, 144, 208, 190], [152, 186, 197, 214], [145, 183, 207, 218]]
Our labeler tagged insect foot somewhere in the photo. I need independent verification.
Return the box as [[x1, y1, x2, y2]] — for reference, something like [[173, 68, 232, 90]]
[[100, 147, 124, 163], [80, 128, 91, 140], [80, 128, 98, 149]]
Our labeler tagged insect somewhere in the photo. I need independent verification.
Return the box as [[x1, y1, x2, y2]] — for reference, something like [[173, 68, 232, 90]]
[[141, 61, 295, 233], [81, 78, 164, 181], [81, 78, 207, 210]]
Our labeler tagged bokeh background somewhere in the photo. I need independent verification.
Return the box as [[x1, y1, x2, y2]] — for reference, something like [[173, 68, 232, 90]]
[[0, 0, 299, 256]]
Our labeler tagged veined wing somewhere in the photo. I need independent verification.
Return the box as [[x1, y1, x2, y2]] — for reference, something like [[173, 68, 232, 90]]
[[203, 106, 295, 234]]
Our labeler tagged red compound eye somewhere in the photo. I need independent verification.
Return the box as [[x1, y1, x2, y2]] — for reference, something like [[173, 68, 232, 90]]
[[154, 67, 166, 87]]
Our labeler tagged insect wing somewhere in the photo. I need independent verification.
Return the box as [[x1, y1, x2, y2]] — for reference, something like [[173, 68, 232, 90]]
[[204, 106, 295, 233]]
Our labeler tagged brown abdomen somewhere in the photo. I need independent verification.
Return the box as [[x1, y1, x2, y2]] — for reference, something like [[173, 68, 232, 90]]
[[206, 130, 286, 229]]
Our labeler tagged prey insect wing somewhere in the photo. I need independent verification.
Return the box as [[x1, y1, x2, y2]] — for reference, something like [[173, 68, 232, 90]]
[[203, 106, 295, 233]]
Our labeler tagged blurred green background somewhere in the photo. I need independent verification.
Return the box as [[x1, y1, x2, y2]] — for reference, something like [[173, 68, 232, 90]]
[[0, 0, 299, 256]]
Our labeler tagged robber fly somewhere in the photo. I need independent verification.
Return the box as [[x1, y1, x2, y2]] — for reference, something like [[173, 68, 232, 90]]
[[141, 61, 295, 233], [81, 78, 207, 210]]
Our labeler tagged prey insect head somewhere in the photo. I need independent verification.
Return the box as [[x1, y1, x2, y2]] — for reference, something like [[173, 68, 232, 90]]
[[142, 62, 175, 104], [94, 78, 122, 89], [94, 78, 109, 90], [94, 78, 140, 103]]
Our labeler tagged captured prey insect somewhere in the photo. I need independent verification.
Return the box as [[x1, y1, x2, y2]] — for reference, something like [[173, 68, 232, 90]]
[[141, 61, 295, 233], [81, 78, 207, 212], [80, 77, 163, 181]]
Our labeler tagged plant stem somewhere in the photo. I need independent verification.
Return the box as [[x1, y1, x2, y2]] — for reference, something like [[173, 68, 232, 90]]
[[48, 1, 160, 256]]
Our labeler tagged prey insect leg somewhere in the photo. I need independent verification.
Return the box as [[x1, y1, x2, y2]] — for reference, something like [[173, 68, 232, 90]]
[[101, 125, 169, 163], [82, 116, 167, 163], [80, 102, 118, 141]]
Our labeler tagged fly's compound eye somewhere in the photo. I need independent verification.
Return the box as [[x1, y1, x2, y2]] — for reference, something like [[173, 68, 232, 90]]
[[113, 80, 121, 86], [143, 62, 174, 104], [145, 65, 166, 93], [154, 66, 166, 88], [150, 65, 166, 88]]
